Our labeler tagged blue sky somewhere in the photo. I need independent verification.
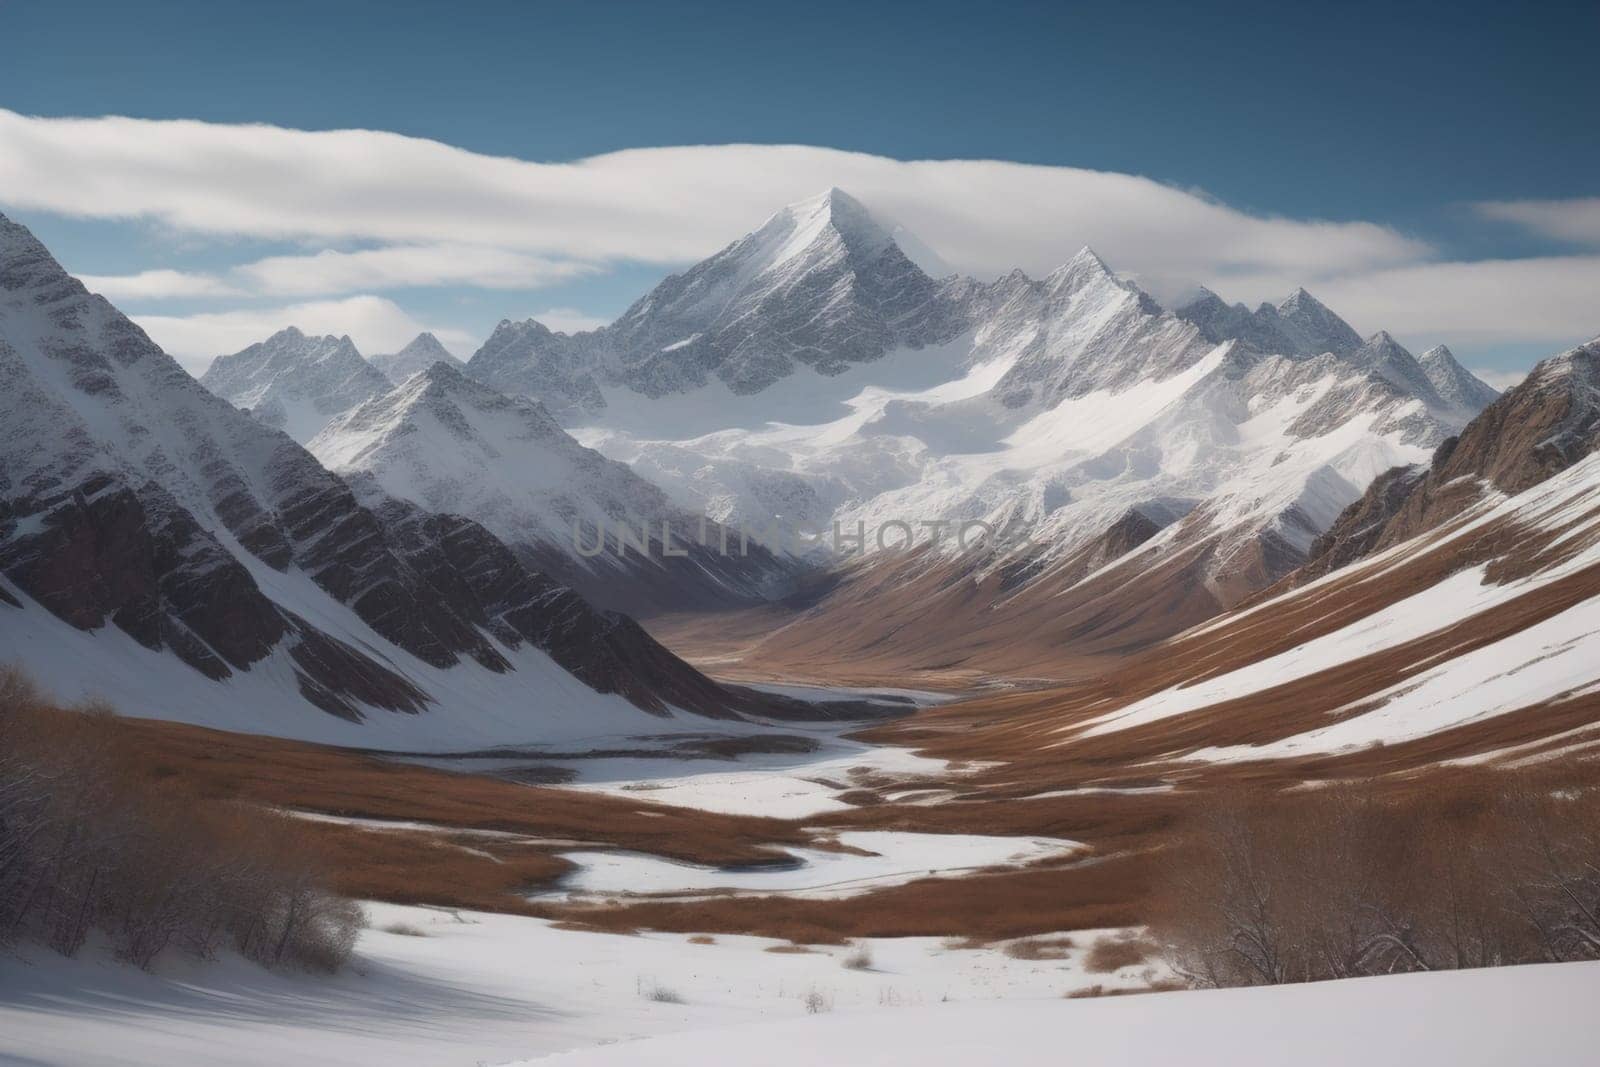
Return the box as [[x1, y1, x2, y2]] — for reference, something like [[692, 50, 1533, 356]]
[[2, 0, 1597, 381]]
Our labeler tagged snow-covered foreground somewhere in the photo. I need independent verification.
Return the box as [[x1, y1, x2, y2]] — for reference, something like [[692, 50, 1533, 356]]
[[6, 905, 1593, 1066], [0, 904, 1160, 1067], [525, 960, 1600, 1066]]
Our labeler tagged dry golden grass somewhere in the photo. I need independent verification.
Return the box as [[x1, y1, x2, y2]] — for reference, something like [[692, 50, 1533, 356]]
[[115, 716, 807, 868], [1004, 936, 1075, 960], [1083, 935, 1156, 973]]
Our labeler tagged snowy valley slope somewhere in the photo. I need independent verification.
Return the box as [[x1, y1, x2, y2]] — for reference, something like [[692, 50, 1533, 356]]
[[868, 336, 1600, 780]]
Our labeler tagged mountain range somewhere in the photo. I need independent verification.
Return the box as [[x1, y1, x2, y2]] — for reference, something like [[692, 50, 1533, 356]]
[[308, 360, 801, 617], [9, 186, 1589, 753], [0, 211, 844, 748], [454, 188, 1499, 680]]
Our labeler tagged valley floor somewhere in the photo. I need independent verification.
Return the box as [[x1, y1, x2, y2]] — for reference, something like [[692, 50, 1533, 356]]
[[6, 657, 1599, 1065], [0, 690, 1149, 1066]]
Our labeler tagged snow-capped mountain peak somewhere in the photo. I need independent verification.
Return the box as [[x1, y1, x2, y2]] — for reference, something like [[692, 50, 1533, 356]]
[[1278, 285, 1319, 310], [1345, 330, 1447, 406], [313, 357, 572, 474], [1174, 283, 1362, 358], [200, 326, 392, 441], [369, 331, 464, 385], [1419, 344, 1500, 410], [1268, 286, 1364, 356], [622, 185, 905, 328], [1043, 246, 1121, 296], [468, 187, 969, 410], [761, 186, 896, 266]]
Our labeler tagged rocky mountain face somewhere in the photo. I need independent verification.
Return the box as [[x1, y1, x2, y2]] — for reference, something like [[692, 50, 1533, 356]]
[[1291, 463, 1431, 586], [1420, 344, 1503, 412], [1296, 337, 1600, 585], [368, 332, 464, 386], [200, 327, 393, 442], [0, 211, 832, 742], [310, 362, 803, 617], [975, 249, 1217, 411], [1175, 286, 1365, 357]]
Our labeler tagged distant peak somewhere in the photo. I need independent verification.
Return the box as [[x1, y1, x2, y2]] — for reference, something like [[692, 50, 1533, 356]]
[[784, 185, 883, 237], [397, 331, 449, 355], [1278, 286, 1326, 312], [419, 359, 467, 385], [1070, 245, 1111, 271], [1421, 344, 1456, 362], [1044, 246, 1118, 293], [1366, 329, 1399, 346], [792, 185, 866, 215], [1176, 285, 1227, 310], [745, 186, 901, 270], [492, 317, 554, 338]]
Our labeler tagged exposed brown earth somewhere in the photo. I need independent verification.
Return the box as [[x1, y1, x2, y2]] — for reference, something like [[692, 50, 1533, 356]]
[[652, 532, 1232, 688]]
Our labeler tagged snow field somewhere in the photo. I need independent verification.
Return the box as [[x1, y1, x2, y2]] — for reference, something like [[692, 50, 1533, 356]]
[[0, 905, 1164, 1067]]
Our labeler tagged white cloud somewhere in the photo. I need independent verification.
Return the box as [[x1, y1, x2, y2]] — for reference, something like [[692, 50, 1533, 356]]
[[1475, 198, 1600, 246], [77, 244, 593, 301], [0, 109, 1426, 287], [4, 110, 1595, 353], [531, 307, 610, 334], [132, 296, 473, 374], [234, 244, 596, 296], [1283, 255, 1600, 344], [78, 268, 242, 300], [1471, 367, 1528, 392]]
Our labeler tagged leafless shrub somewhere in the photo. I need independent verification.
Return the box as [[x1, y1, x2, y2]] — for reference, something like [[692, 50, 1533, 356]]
[[0, 666, 363, 973], [640, 980, 685, 1004], [1150, 776, 1598, 989], [381, 922, 429, 937], [841, 940, 874, 970], [803, 986, 832, 1014]]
